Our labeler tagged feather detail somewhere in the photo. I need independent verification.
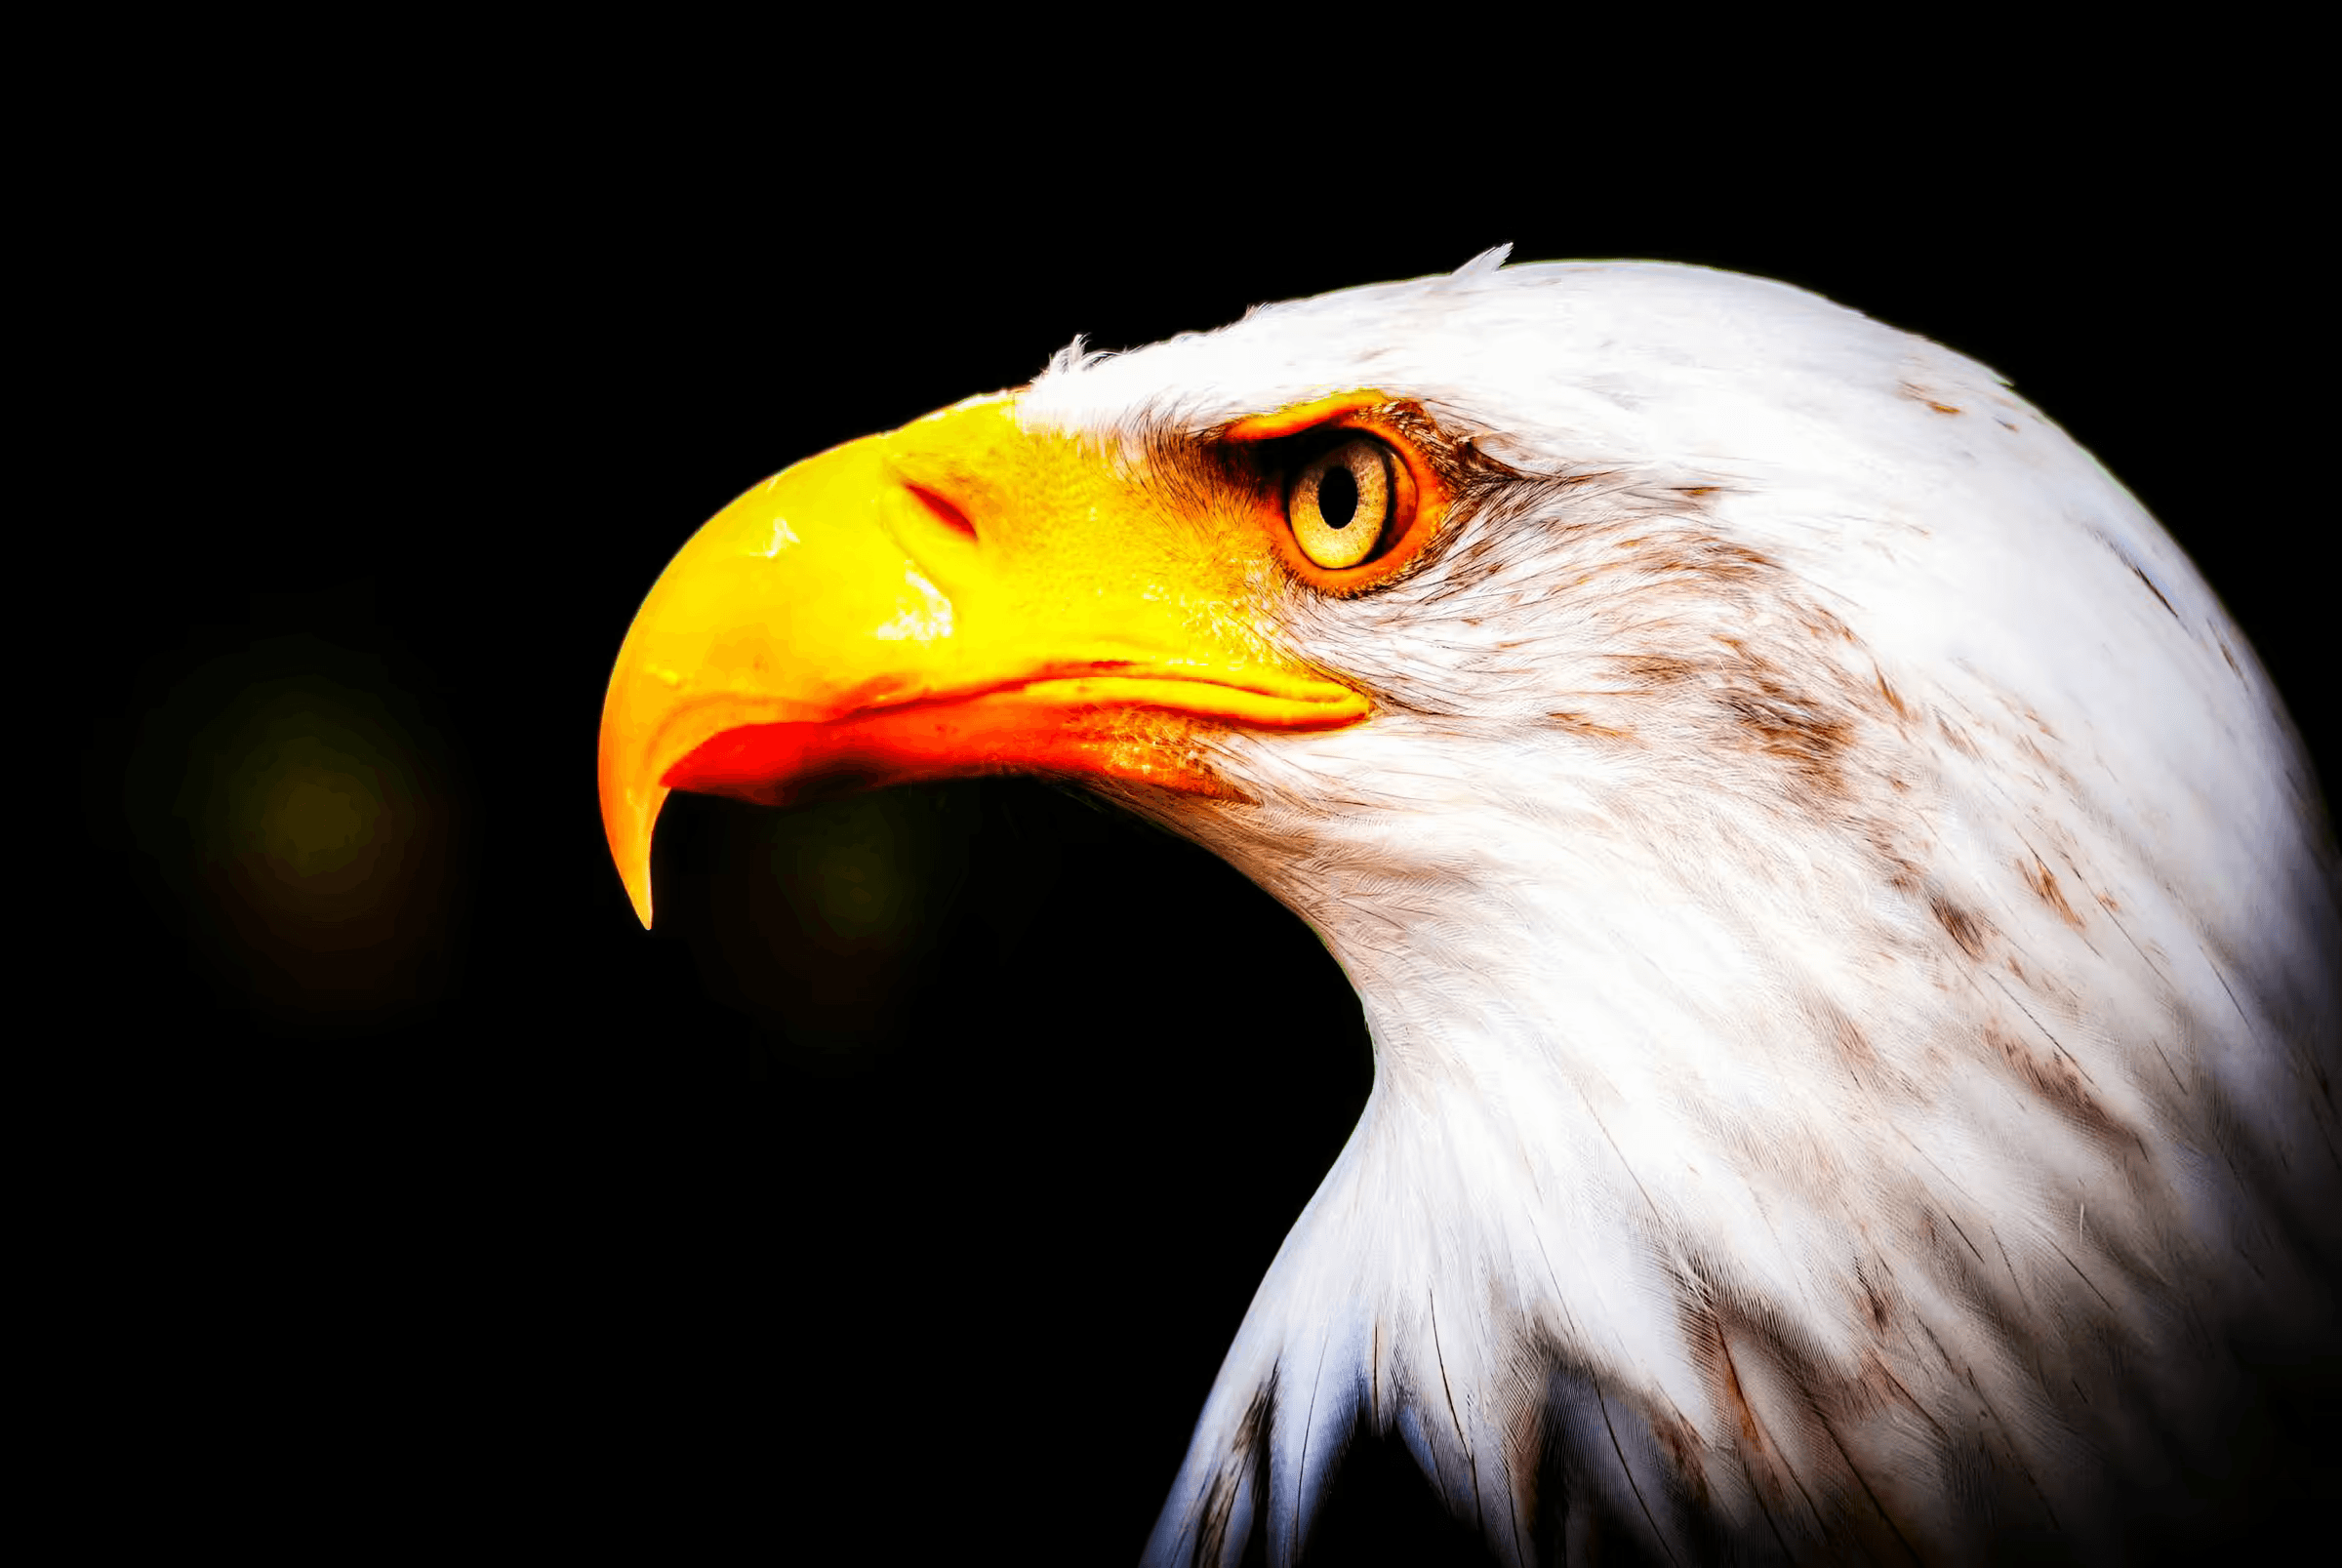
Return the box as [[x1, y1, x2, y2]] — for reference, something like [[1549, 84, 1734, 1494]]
[[1451, 244, 1514, 280], [1039, 263, 2339, 1564]]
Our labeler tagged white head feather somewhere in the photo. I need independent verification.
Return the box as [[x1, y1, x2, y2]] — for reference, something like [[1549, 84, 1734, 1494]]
[[1021, 261, 2339, 1565]]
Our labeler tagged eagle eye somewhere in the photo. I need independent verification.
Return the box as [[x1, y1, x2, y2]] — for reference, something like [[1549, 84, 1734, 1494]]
[[1289, 437, 1393, 569]]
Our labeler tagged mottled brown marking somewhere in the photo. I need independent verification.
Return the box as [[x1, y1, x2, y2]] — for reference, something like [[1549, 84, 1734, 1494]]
[[1684, 1295, 1855, 1553], [1619, 654, 1700, 686], [1678, 1267, 2027, 1562], [1640, 536, 1777, 583], [1876, 670, 1913, 721], [2219, 638, 2241, 677], [1805, 606, 1858, 644], [1986, 1019, 2127, 1146], [1644, 1400, 1707, 1497], [1682, 1303, 1782, 1479], [1713, 654, 1855, 798], [1856, 1265, 1892, 1334], [1900, 381, 1963, 415], [1716, 1330, 1766, 1451], [2021, 854, 2085, 930], [1726, 686, 1851, 761], [1546, 711, 1635, 741], [1935, 713, 1980, 759], [1191, 1377, 1273, 1568], [1931, 894, 1988, 959], [1831, 1007, 1878, 1076], [1870, 835, 1923, 892], [2128, 562, 2178, 619]]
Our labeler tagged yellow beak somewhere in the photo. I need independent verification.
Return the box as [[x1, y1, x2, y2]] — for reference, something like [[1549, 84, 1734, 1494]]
[[598, 396, 1369, 927]]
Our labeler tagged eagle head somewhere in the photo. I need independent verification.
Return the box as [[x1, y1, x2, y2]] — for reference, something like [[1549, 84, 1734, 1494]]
[[600, 253, 2341, 1564]]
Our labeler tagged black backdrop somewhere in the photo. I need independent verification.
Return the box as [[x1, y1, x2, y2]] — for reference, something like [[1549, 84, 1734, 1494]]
[[72, 112, 2329, 1563]]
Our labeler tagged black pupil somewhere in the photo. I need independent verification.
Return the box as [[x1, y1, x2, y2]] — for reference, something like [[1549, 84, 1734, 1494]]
[[1318, 462, 1358, 529]]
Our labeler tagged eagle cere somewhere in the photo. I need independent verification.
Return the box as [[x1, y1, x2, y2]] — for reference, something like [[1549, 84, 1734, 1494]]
[[598, 256, 2341, 1563]]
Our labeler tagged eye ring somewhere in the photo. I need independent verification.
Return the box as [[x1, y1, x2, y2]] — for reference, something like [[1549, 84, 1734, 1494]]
[[1223, 394, 1449, 594], [1289, 437, 1394, 569]]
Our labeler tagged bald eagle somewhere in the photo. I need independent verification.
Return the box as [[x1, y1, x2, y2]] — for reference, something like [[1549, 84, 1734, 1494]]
[[599, 252, 2340, 1564]]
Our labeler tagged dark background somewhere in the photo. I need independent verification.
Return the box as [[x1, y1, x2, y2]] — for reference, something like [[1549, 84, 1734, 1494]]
[[66, 93, 2326, 1562]]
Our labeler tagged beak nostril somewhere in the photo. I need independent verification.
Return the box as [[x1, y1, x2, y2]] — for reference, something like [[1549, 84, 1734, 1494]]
[[905, 484, 978, 543]]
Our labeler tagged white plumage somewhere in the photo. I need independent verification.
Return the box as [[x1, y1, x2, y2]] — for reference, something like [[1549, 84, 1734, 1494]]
[[1017, 257, 2339, 1563]]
